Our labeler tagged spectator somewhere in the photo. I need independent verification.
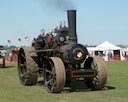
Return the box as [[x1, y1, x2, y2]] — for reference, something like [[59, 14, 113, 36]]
[[108, 50, 113, 60]]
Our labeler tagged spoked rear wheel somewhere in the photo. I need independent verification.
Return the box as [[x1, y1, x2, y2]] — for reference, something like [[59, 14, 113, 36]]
[[44, 57, 66, 93], [84, 56, 107, 89], [18, 47, 38, 85]]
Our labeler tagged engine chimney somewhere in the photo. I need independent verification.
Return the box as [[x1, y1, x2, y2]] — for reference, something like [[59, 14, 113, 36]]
[[67, 10, 77, 42]]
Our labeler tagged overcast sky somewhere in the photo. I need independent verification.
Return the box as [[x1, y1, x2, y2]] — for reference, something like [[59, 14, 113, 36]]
[[0, 0, 128, 47]]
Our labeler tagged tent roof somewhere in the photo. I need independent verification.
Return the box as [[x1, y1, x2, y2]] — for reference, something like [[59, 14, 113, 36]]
[[87, 47, 96, 51], [95, 41, 121, 51]]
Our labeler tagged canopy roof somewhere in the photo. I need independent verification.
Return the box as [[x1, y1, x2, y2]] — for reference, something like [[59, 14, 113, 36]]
[[95, 41, 121, 51]]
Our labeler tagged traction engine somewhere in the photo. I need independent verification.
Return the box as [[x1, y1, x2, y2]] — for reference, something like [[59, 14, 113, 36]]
[[18, 10, 107, 93]]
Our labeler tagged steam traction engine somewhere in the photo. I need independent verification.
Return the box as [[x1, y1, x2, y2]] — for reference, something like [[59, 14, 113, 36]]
[[18, 10, 107, 93]]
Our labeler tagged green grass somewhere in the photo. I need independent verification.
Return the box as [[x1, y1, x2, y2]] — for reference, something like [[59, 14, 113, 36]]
[[0, 61, 128, 102]]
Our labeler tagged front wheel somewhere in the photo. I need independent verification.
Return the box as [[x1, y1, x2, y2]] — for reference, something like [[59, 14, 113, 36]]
[[84, 56, 107, 89], [44, 57, 66, 93]]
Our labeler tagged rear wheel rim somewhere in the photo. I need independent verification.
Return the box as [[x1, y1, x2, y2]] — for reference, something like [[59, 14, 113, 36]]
[[18, 51, 27, 84]]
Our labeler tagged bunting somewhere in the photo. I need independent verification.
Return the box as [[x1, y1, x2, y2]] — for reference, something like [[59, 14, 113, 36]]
[[18, 38, 21, 42], [7, 40, 11, 44], [25, 36, 29, 41]]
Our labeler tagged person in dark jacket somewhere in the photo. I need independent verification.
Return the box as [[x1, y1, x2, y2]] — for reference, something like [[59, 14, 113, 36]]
[[35, 29, 46, 68], [35, 29, 46, 50]]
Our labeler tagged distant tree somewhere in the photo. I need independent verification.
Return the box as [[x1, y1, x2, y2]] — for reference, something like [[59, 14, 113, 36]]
[[3, 45, 8, 50], [116, 45, 128, 48], [85, 44, 88, 47], [85, 44, 96, 47], [8, 45, 17, 49]]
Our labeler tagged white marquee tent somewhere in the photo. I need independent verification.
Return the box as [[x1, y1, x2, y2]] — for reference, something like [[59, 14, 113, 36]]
[[87, 41, 125, 61], [95, 41, 121, 51]]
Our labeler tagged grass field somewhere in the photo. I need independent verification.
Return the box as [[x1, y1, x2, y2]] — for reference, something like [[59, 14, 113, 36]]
[[0, 60, 128, 102]]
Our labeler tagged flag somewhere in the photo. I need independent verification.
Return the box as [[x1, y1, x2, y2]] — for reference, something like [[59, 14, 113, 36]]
[[18, 38, 21, 42], [25, 36, 29, 41], [7, 40, 11, 44]]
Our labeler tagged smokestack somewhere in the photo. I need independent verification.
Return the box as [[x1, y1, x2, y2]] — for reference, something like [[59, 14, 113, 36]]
[[67, 10, 77, 42]]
